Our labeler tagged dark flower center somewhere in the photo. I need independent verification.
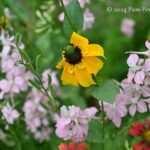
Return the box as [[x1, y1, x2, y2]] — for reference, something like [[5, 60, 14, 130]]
[[143, 129, 150, 144], [64, 44, 82, 65]]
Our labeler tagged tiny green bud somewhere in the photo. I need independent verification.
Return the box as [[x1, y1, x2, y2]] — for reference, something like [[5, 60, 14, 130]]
[[64, 45, 75, 56]]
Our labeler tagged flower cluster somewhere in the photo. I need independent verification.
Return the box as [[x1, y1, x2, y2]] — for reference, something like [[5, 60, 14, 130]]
[[0, 30, 31, 99], [59, 0, 95, 31], [129, 120, 150, 149], [103, 40, 150, 127], [55, 105, 97, 142], [23, 69, 58, 142]]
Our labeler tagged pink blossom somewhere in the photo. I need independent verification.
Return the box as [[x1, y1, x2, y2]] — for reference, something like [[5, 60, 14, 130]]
[[127, 54, 145, 84], [83, 9, 95, 31], [128, 98, 147, 116], [1, 103, 19, 124], [42, 69, 59, 88], [23, 68, 58, 142], [23, 88, 52, 142], [121, 18, 135, 37], [0, 30, 30, 99], [58, 13, 65, 22], [55, 105, 97, 142], [103, 93, 128, 127], [145, 40, 150, 50]]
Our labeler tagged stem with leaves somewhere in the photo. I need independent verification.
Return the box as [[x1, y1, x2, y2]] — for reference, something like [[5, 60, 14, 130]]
[[59, 0, 77, 32], [15, 34, 57, 111]]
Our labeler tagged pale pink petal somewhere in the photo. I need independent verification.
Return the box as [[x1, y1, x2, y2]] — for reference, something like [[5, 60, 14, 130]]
[[144, 59, 150, 71], [145, 40, 150, 50], [141, 86, 150, 97], [84, 107, 98, 119], [137, 101, 147, 113], [129, 104, 137, 116], [58, 13, 64, 22], [117, 105, 127, 117], [134, 71, 145, 84], [127, 71, 135, 82], [127, 54, 139, 67], [0, 79, 10, 92]]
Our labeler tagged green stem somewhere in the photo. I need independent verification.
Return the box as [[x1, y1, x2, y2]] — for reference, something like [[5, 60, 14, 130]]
[[36, 74, 57, 109], [59, 0, 77, 32], [101, 101, 105, 150]]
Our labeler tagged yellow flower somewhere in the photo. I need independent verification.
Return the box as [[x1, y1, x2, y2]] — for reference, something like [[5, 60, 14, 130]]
[[56, 32, 105, 87]]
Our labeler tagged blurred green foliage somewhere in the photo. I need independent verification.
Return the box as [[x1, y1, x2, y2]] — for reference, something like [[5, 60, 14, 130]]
[[0, 0, 150, 149]]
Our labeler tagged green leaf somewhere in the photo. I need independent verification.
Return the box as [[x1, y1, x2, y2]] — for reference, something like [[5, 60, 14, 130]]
[[19, 50, 31, 63], [27, 63, 35, 73], [48, 74, 52, 86], [28, 79, 41, 90], [87, 120, 104, 143], [15, 33, 21, 44], [35, 54, 41, 73], [63, 0, 83, 37], [88, 80, 119, 104]]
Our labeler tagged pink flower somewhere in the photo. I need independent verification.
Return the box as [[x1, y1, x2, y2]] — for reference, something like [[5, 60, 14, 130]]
[[42, 69, 59, 88], [0, 30, 30, 99], [127, 54, 145, 84], [55, 105, 97, 142], [145, 40, 150, 50], [83, 9, 95, 31], [58, 13, 65, 22], [103, 93, 128, 127], [23, 88, 52, 142], [121, 18, 135, 37], [127, 93, 147, 116], [1, 103, 19, 124]]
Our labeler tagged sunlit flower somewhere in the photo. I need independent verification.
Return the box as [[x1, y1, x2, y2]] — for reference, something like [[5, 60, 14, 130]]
[[56, 32, 104, 87], [129, 120, 150, 150], [59, 142, 88, 150]]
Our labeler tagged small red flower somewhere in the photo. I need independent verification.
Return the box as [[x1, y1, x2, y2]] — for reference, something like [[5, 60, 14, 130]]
[[129, 120, 150, 150], [59, 142, 88, 150]]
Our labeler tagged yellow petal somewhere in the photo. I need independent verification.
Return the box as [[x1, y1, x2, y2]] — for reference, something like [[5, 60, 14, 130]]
[[56, 60, 65, 69], [61, 64, 78, 86], [83, 57, 104, 75], [84, 44, 105, 57], [75, 66, 95, 87], [68, 64, 75, 74], [70, 32, 88, 53]]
